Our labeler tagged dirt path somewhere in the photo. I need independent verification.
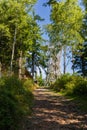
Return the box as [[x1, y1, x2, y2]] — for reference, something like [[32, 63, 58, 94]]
[[22, 88, 87, 130]]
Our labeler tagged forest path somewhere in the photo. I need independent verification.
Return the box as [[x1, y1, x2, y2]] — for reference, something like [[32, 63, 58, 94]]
[[22, 88, 87, 130]]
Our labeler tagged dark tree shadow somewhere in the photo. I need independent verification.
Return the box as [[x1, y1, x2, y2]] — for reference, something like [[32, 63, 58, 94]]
[[21, 89, 87, 130]]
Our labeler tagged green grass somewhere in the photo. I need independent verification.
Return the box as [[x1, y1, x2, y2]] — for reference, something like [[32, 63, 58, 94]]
[[0, 76, 34, 130], [49, 74, 87, 113]]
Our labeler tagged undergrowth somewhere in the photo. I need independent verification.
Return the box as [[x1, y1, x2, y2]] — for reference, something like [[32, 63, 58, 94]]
[[0, 76, 35, 130], [50, 74, 87, 112]]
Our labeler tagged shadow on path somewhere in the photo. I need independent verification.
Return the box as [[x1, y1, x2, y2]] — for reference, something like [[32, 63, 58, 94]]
[[22, 89, 87, 130]]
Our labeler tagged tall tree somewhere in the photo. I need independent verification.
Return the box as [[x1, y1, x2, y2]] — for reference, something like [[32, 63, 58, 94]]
[[0, 0, 37, 77], [46, 0, 84, 75], [26, 15, 48, 79], [72, 0, 87, 76]]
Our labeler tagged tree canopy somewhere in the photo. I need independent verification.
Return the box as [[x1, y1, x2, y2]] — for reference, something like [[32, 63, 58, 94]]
[[0, 0, 47, 79]]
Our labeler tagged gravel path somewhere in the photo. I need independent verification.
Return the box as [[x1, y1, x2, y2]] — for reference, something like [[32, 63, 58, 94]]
[[22, 88, 87, 130]]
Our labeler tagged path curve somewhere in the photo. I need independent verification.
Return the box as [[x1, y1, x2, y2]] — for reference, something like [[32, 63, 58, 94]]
[[22, 88, 87, 130]]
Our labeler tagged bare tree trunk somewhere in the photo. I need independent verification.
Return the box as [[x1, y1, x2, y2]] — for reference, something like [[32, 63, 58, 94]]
[[63, 46, 66, 74], [0, 62, 2, 78], [54, 56, 57, 79], [72, 64, 75, 74], [19, 51, 22, 79], [10, 27, 17, 74], [31, 52, 35, 79], [71, 48, 75, 74], [72, 56, 75, 74]]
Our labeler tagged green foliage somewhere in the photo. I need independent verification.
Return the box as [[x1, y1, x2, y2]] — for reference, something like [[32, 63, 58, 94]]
[[0, 76, 34, 130], [37, 76, 45, 86], [50, 73, 71, 91], [73, 78, 87, 95], [45, 0, 84, 78], [65, 75, 82, 94], [0, 0, 39, 74], [26, 13, 47, 78], [50, 74, 87, 96], [72, 0, 87, 76], [46, 0, 84, 45], [23, 78, 35, 91]]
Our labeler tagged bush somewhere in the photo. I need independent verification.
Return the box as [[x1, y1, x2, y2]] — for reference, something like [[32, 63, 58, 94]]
[[36, 76, 45, 86], [50, 74, 87, 96], [23, 78, 35, 91], [65, 82, 75, 94], [0, 76, 34, 130], [50, 73, 71, 91], [65, 75, 87, 95], [73, 78, 87, 96], [65, 75, 81, 94]]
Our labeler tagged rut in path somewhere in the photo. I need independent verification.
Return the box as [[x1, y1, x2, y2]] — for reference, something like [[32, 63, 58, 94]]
[[22, 88, 87, 130]]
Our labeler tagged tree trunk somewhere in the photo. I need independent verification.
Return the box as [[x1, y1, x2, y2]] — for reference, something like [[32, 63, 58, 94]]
[[31, 52, 35, 79], [0, 62, 2, 78], [81, 56, 85, 77], [63, 46, 66, 74], [71, 48, 75, 74], [19, 51, 22, 79], [54, 56, 57, 79], [10, 27, 17, 74]]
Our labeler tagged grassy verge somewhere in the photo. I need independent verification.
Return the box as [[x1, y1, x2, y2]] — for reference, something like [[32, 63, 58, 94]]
[[0, 76, 36, 130], [49, 74, 87, 113]]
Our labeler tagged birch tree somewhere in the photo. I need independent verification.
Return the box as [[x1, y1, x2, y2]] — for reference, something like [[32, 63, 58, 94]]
[[46, 0, 84, 74]]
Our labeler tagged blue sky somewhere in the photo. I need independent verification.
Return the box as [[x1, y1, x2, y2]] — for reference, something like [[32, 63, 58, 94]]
[[34, 0, 51, 41], [34, 0, 51, 78], [35, 0, 50, 25]]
